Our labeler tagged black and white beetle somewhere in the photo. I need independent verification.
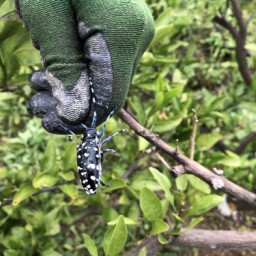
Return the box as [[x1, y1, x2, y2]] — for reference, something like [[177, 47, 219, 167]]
[[60, 76, 126, 195]]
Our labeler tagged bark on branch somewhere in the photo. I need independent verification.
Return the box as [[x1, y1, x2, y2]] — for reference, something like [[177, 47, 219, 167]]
[[126, 229, 256, 256], [117, 109, 256, 208], [213, 0, 253, 85]]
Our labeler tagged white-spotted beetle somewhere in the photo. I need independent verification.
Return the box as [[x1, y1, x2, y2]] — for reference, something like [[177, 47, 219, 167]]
[[60, 76, 126, 195]]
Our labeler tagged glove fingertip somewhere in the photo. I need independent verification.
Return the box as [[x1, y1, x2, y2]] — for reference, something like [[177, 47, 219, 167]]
[[29, 70, 51, 91]]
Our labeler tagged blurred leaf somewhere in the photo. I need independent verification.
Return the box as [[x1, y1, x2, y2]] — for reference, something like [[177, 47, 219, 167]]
[[158, 233, 169, 244], [59, 184, 78, 199], [12, 182, 37, 206], [33, 172, 59, 188], [0, 0, 16, 19], [83, 233, 98, 256], [176, 175, 188, 192], [103, 215, 127, 256], [102, 179, 125, 192], [40, 140, 56, 172], [102, 207, 119, 222], [149, 167, 171, 191], [196, 133, 223, 150], [187, 195, 223, 216], [155, 7, 172, 27], [108, 216, 138, 226], [150, 219, 169, 235], [140, 187, 163, 221], [62, 143, 77, 170], [0, 167, 8, 178], [138, 247, 147, 256], [171, 217, 204, 235], [59, 171, 75, 181], [153, 117, 183, 133], [150, 25, 173, 47], [0, 92, 17, 101], [187, 175, 211, 194], [138, 136, 150, 151]]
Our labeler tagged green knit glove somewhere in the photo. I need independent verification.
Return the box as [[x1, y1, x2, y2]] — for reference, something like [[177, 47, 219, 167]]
[[15, 0, 155, 134]]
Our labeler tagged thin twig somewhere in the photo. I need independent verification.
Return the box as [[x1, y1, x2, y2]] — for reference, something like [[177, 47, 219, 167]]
[[121, 157, 140, 180], [246, 13, 256, 27], [155, 152, 171, 170], [117, 109, 256, 207], [190, 109, 198, 160], [175, 139, 179, 153]]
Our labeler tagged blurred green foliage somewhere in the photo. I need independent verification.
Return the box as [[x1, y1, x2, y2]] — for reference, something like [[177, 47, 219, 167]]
[[1, 0, 256, 255]]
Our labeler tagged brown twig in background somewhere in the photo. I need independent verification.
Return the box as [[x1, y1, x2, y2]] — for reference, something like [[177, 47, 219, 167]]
[[117, 109, 256, 207], [213, 0, 253, 85], [155, 152, 171, 170], [126, 229, 256, 256], [121, 157, 140, 180], [175, 139, 179, 153], [190, 109, 198, 160]]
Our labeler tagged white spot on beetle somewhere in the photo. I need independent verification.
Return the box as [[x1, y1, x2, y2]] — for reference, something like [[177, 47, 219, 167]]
[[88, 164, 95, 169], [90, 176, 96, 181], [87, 185, 91, 188], [90, 189, 94, 194], [84, 153, 89, 157], [96, 154, 99, 158], [78, 155, 81, 159], [94, 147, 98, 151], [82, 180, 86, 184]]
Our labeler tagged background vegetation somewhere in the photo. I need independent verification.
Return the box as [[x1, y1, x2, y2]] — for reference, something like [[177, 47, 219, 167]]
[[0, 0, 256, 255]]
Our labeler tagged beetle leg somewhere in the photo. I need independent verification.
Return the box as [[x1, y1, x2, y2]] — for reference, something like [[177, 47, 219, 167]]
[[103, 149, 116, 153], [100, 181, 112, 187], [68, 136, 81, 145], [60, 123, 82, 140], [100, 129, 126, 145]]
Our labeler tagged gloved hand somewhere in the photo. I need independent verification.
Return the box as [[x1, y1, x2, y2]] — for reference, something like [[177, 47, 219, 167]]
[[15, 0, 155, 134]]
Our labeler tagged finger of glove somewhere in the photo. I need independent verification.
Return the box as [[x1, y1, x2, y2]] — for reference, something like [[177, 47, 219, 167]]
[[27, 91, 85, 134], [27, 91, 58, 118], [29, 70, 52, 92], [44, 70, 91, 125], [42, 111, 85, 135]]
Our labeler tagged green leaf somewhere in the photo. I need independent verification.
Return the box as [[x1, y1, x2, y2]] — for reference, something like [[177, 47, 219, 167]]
[[102, 179, 125, 192], [0, 167, 8, 178], [153, 117, 183, 133], [140, 187, 163, 221], [108, 216, 138, 226], [0, 92, 17, 101], [187, 195, 223, 216], [155, 7, 172, 27], [62, 143, 77, 170], [150, 219, 169, 235], [150, 25, 173, 47], [187, 175, 211, 194], [59, 171, 75, 181], [138, 136, 150, 151], [83, 233, 98, 256], [59, 184, 78, 199], [158, 234, 169, 244], [138, 247, 147, 256], [40, 140, 56, 172], [149, 167, 171, 192], [12, 182, 37, 206], [102, 207, 119, 222], [196, 133, 222, 150], [103, 215, 127, 256], [0, 0, 16, 19], [33, 172, 59, 188], [176, 175, 188, 192], [171, 217, 204, 235]]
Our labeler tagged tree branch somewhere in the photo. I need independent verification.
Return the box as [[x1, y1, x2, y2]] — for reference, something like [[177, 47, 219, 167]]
[[213, 1, 253, 86], [126, 229, 256, 256], [117, 109, 256, 207]]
